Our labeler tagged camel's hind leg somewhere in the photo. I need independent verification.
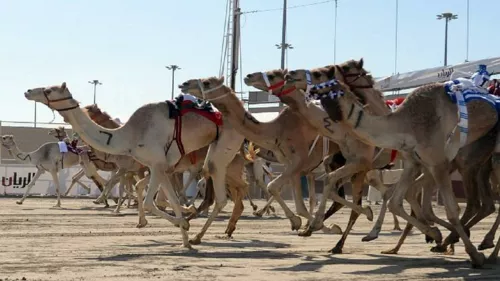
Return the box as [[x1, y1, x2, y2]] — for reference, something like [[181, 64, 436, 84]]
[[66, 169, 90, 196], [224, 185, 245, 238], [49, 170, 62, 208], [135, 175, 150, 228], [429, 162, 485, 267], [307, 174, 317, 216], [112, 175, 126, 214], [16, 168, 44, 205]]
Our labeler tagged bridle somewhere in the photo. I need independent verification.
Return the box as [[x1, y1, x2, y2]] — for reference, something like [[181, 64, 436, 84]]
[[261, 72, 296, 97], [42, 89, 79, 112], [196, 80, 228, 101], [335, 65, 373, 90]]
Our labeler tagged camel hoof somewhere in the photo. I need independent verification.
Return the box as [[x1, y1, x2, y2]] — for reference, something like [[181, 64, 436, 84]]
[[330, 246, 342, 254], [445, 247, 455, 256], [53, 204, 61, 208], [92, 200, 102, 205], [187, 205, 197, 214], [269, 206, 276, 213], [362, 234, 379, 242], [298, 228, 313, 237], [430, 244, 448, 253], [323, 224, 342, 235], [363, 206, 374, 221], [425, 234, 434, 244], [189, 236, 202, 245], [478, 240, 495, 251], [393, 226, 402, 231], [470, 253, 486, 268], [381, 248, 399, 255], [136, 219, 148, 228], [290, 215, 302, 231], [225, 225, 236, 237], [251, 205, 258, 212], [16, 201, 23, 205], [429, 227, 443, 244], [253, 210, 264, 217]]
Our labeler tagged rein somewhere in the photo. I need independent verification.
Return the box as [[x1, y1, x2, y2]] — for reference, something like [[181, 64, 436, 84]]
[[335, 65, 373, 89], [196, 80, 228, 101], [261, 72, 296, 97], [43, 91, 79, 112]]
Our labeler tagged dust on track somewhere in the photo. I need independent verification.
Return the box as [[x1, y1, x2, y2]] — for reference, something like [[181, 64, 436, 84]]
[[0, 198, 499, 281]]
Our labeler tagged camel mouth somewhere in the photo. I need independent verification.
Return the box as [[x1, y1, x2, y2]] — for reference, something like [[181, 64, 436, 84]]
[[243, 77, 251, 86]]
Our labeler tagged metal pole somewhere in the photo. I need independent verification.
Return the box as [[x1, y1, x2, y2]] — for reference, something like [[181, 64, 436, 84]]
[[34, 102, 37, 128], [171, 69, 175, 100], [334, 0, 338, 64], [230, 0, 240, 90], [93, 84, 97, 104], [444, 18, 449, 66], [280, 0, 287, 70], [394, 0, 398, 74], [466, 0, 469, 62]]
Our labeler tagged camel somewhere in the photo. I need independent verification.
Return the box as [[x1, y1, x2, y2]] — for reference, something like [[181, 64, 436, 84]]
[[25, 83, 245, 248], [0, 134, 107, 207], [312, 69, 499, 267], [179, 77, 344, 235], [48, 126, 143, 212], [244, 66, 401, 253]]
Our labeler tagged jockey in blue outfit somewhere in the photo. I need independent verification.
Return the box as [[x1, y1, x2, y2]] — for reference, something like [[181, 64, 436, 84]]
[[470, 64, 490, 88]]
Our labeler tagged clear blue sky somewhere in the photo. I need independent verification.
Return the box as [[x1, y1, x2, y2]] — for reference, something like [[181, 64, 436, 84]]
[[1, 0, 499, 124]]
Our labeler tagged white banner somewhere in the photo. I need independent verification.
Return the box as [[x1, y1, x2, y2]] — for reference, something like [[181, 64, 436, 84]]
[[375, 57, 500, 92], [0, 164, 116, 197]]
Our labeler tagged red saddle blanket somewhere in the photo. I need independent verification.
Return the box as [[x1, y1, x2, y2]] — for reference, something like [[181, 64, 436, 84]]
[[179, 100, 223, 126]]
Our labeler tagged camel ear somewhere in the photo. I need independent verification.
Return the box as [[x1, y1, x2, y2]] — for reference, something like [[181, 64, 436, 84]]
[[358, 58, 364, 69], [218, 76, 225, 84], [283, 68, 288, 75], [61, 82, 67, 91], [326, 66, 336, 79]]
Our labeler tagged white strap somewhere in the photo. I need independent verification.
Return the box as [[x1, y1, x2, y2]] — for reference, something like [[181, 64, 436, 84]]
[[197, 80, 225, 101], [261, 72, 272, 94], [308, 134, 320, 157], [305, 70, 313, 94]]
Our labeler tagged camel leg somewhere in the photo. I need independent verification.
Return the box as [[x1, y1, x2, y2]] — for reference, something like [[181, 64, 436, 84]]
[[309, 163, 373, 233], [66, 169, 85, 196], [112, 176, 126, 214], [49, 170, 62, 208], [330, 171, 367, 254], [94, 168, 126, 204], [362, 170, 391, 242], [224, 185, 245, 238], [323, 186, 345, 221], [428, 162, 485, 267], [307, 174, 317, 216], [291, 174, 312, 220], [16, 169, 44, 205], [136, 175, 150, 228], [187, 177, 215, 220], [381, 209, 417, 254], [246, 195, 258, 212], [254, 197, 275, 217], [189, 171, 228, 245], [385, 161, 443, 246]]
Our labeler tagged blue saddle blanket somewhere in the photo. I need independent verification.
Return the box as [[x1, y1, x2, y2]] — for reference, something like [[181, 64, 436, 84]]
[[444, 79, 500, 112]]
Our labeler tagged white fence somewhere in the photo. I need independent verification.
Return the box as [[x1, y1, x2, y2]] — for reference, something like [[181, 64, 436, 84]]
[[0, 163, 115, 197]]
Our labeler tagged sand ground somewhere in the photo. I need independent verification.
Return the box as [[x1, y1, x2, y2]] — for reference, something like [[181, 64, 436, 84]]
[[0, 198, 499, 281]]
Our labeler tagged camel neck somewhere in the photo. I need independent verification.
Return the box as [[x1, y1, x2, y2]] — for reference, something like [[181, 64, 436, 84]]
[[56, 100, 131, 155], [210, 93, 279, 147], [7, 145, 32, 164], [339, 99, 412, 151]]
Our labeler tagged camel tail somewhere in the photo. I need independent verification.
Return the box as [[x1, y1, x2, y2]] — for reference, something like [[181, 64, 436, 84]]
[[241, 141, 260, 162]]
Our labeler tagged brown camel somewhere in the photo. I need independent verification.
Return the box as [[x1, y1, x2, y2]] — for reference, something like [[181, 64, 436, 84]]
[[313, 70, 499, 267], [25, 83, 244, 248], [179, 76, 344, 235], [244, 65, 401, 253]]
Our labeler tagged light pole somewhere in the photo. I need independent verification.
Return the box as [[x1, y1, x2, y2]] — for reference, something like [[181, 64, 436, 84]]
[[166, 65, 181, 100], [88, 80, 102, 104], [436, 12, 458, 66], [275, 43, 293, 69]]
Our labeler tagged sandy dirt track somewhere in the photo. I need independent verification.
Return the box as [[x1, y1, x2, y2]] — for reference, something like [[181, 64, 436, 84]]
[[0, 198, 499, 281]]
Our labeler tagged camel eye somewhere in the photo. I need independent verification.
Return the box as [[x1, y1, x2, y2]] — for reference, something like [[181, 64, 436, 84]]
[[43, 89, 52, 95], [203, 81, 210, 87], [267, 74, 275, 80], [312, 72, 321, 78]]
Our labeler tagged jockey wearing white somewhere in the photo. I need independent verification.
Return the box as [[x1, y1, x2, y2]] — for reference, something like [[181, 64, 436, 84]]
[[182, 93, 199, 103], [470, 64, 490, 88]]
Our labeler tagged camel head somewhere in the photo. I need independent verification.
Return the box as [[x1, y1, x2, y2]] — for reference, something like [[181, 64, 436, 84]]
[[1, 135, 16, 149], [178, 76, 228, 101], [285, 65, 337, 90], [48, 126, 68, 141], [24, 82, 78, 112], [244, 69, 288, 92]]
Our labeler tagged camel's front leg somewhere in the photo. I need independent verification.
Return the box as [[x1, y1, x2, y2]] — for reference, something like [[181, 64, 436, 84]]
[[112, 175, 126, 214], [307, 174, 317, 216], [362, 170, 391, 242], [49, 170, 62, 208], [94, 168, 126, 204], [224, 185, 245, 238], [309, 162, 372, 233], [136, 175, 150, 228], [66, 169, 86, 196], [16, 168, 44, 205]]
